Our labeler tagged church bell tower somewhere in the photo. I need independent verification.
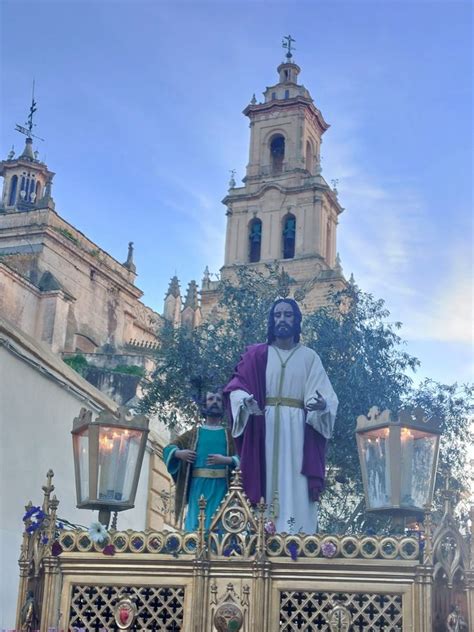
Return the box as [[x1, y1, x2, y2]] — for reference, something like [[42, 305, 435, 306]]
[[218, 37, 345, 311], [0, 91, 55, 213]]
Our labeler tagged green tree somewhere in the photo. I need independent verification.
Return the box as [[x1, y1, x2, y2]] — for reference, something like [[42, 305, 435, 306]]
[[140, 265, 292, 426], [140, 267, 473, 532], [408, 379, 473, 529]]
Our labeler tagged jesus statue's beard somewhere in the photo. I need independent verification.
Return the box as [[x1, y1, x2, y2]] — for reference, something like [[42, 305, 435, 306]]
[[274, 322, 296, 339]]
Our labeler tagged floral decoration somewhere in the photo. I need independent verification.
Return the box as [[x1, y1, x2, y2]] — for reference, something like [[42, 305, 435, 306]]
[[88, 521, 109, 544], [264, 520, 276, 535], [103, 544, 116, 556], [23, 506, 46, 534], [287, 541, 299, 561], [321, 541, 337, 558], [51, 540, 63, 556]]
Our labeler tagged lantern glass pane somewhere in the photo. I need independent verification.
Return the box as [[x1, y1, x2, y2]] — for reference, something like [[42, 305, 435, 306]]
[[400, 428, 438, 509], [360, 429, 391, 508], [74, 428, 89, 503], [98, 426, 142, 503]]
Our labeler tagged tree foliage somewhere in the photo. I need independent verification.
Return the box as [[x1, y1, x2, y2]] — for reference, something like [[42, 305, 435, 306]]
[[140, 265, 292, 426], [140, 266, 473, 532]]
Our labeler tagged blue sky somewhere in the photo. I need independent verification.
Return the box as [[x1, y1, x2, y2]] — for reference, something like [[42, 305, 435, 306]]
[[1, 0, 472, 385]]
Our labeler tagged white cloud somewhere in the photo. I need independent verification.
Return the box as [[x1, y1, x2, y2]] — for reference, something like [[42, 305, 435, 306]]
[[404, 257, 473, 344], [150, 166, 226, 274], [323, 124, 472, 348]]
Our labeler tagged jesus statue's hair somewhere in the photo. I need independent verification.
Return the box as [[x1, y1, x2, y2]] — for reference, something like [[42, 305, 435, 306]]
[[267, 298, 302, 343]]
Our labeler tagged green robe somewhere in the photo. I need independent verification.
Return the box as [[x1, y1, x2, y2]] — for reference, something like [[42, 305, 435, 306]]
[[163, 425, 238, 531]]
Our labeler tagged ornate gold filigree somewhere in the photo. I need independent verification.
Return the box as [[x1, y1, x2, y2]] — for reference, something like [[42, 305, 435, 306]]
[[69, 585, 185, 630], [280, 590, 403, 630]]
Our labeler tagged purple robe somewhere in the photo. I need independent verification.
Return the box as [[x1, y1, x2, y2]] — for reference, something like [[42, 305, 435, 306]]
[[224, 343, 327, 505]]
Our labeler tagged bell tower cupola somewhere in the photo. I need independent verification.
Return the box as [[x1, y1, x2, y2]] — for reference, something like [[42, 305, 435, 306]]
[[276, 35, 301, 86], [0, 88, 55, 213]]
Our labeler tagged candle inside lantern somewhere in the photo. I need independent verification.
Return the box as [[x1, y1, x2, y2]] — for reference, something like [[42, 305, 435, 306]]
[[362, 429, 391, 509]]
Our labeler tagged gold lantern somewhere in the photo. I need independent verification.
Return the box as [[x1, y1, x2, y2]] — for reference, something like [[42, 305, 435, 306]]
[[356, 406, 441, 516], [72, 406, 149, 526]]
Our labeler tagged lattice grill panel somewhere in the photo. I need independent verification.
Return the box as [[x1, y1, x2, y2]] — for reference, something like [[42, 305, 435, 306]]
[[69, 584, 185, 631], [279, 590, 402, 631]]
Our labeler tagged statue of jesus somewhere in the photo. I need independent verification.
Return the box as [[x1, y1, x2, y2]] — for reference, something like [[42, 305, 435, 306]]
[[224, 298, 338, 533]]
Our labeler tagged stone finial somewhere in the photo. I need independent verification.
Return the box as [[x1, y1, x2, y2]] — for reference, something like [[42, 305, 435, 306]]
[[335, 252, 343, 274], [250, 93, 257, 105], [40, 177, 55, 210], [7, 146, 15, 160], [184, 280, 199, 309], [201, 266, 213, 291], [331, 178, 339, 197], [165, 275, 181, 299], [123, 241, 136, 273], [229, 169, 236, 189], [19, 137, 35, 161]]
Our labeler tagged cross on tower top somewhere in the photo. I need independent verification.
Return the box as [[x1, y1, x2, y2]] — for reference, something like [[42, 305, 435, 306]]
[[15, 81, 44, 142], [282, 35, 296, 60]]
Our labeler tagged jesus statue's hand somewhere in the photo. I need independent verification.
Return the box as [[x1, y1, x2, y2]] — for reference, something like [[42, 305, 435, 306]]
[[306, 390, 326, 411], [243, 395, 263, 416], [175, 449, 197, 463]]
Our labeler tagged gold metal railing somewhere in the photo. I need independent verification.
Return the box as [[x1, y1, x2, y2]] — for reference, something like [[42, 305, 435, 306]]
[[15, 470, 473, 632]]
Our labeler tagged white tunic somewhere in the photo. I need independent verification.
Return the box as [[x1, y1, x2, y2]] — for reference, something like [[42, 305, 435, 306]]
[[230, 344, 338, 533]]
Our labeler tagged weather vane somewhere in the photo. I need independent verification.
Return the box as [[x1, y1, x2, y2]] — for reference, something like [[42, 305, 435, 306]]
[[15, 80, 44, 142], [282, 35, 296, 60]]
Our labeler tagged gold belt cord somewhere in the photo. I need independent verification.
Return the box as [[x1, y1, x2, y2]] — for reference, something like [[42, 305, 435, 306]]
[[192, 468, 226, 478], [266, 397, 304, 409]]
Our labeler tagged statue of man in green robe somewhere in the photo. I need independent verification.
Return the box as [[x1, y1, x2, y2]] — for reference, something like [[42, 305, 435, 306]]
[[163, 389, 239, 531]]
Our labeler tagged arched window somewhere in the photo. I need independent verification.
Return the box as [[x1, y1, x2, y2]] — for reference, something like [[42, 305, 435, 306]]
[[8, 175, 18, 205], [35, 180, 42, 201], [28, 176, 36, 201], [270, 135, 285, 174], [282, 214, 296, 259], [249, 218, 262, 263], [305, 141, 313, 173], [20, 176, 26, 200]]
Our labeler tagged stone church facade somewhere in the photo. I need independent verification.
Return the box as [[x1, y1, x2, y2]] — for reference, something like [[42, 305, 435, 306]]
[[0, 140, 162, 356]]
